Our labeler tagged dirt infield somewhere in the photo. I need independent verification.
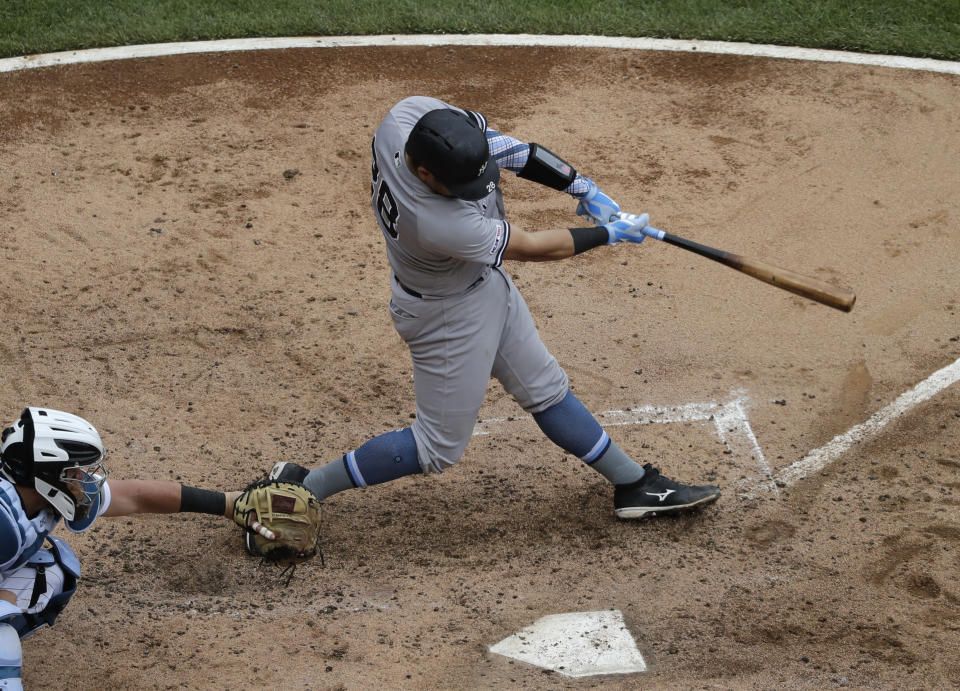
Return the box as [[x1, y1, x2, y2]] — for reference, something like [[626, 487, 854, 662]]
[[1, 44, 959, 689]]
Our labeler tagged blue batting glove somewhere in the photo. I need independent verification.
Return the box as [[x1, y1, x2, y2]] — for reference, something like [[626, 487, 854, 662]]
[[603, 213, 650, 244], [576, 178, 620, 224]]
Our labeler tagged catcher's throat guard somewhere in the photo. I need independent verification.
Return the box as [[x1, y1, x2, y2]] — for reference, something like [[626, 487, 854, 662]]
[[233, 479, 323, 561]]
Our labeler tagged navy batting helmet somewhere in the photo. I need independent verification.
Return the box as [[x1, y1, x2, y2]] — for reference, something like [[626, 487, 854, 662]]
[[405, 109, 500, 201]]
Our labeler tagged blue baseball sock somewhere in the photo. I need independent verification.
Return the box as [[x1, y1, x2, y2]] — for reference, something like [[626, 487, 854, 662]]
[[304, 427, 421, 500], [533, 390, 645, 485]]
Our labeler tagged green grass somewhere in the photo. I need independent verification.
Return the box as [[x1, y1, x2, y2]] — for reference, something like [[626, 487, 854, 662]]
[[1, 0, 958, 61]]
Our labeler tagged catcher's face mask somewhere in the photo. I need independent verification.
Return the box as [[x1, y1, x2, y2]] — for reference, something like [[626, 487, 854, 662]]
[[41, 462, 108, 520]]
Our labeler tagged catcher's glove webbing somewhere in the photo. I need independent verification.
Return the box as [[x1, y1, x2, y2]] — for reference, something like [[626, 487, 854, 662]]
[[233, 479, 323, 561]]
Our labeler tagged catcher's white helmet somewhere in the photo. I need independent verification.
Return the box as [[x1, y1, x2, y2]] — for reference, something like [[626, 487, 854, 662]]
[[1, 407, 107, 521]]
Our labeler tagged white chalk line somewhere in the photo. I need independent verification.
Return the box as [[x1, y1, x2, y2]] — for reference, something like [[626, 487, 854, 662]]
[[474, 396, 743, 432], [474, 391, 776, 495], [717, 398, 776, 493], [2, 34, 959, 75], [776, 357, 960, 486], [475, 356, 960, 493]]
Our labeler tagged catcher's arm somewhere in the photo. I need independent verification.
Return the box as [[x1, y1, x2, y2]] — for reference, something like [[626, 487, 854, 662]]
[[102, 479, 183, 516], [103, 481, 273, 538], [102, 480, 242, 520]]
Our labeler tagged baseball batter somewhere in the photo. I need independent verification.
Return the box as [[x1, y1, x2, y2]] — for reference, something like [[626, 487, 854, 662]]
[[271, 96, 720, 520]]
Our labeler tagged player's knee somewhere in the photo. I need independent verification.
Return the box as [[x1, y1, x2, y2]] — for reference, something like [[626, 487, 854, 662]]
[[0, 600, 19, 628], [411, 417, 472, 474], [498, 361, 568, 414], [410, 428, 466, 474], [520, 383, 569, 415], [415, 441, 462, 474]]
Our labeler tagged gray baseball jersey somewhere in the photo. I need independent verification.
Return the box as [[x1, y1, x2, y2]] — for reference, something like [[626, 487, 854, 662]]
[[372, 96, 509, 298], [370, 96, 568, 473]]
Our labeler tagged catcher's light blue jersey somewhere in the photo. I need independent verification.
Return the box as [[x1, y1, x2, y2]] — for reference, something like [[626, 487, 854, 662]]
[[0, 478, 109, 574]]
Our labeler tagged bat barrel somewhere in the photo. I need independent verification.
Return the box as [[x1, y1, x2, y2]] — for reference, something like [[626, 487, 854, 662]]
[[641, 225, 856, 312], [737, 261, 856, 312]]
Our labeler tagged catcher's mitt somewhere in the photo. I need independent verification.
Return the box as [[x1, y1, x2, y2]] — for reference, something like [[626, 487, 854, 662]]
[[233, 479, 323, 561]]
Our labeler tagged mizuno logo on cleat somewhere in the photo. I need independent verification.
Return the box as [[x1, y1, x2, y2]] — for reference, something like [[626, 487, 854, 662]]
[[646, 489, 675, 502]]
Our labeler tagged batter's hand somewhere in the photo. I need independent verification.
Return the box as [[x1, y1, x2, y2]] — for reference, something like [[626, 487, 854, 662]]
[[604, 213, 649, 244], [576, 179, 620, 224]]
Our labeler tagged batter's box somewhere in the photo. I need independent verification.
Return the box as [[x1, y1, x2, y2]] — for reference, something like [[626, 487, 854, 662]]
[[474, 392, 776, 497]]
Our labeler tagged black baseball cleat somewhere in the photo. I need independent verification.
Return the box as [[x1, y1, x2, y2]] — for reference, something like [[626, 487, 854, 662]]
[[614, 464, 720, 519], [268, 461, 309, 484]]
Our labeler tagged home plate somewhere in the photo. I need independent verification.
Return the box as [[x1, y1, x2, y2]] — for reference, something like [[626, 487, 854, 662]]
[[489, 610, 647, 677]]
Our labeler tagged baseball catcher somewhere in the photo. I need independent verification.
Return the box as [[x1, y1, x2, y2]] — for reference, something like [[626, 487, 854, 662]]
[[232, 478, 323, 561], [0, 406, 253, 689]]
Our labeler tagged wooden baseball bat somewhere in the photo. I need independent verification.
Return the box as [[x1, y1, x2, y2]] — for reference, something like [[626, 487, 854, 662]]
[[641, 226, 856, 312]]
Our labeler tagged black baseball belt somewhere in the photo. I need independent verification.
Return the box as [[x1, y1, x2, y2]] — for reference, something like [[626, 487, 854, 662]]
[[394, 272, 486, 299]]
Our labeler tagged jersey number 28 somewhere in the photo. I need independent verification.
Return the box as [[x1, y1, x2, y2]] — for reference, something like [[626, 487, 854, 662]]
[[370, 137, 399, 239]]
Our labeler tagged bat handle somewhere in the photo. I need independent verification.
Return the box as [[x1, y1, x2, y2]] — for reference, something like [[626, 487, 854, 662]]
[[641, 225, 667, 241]]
